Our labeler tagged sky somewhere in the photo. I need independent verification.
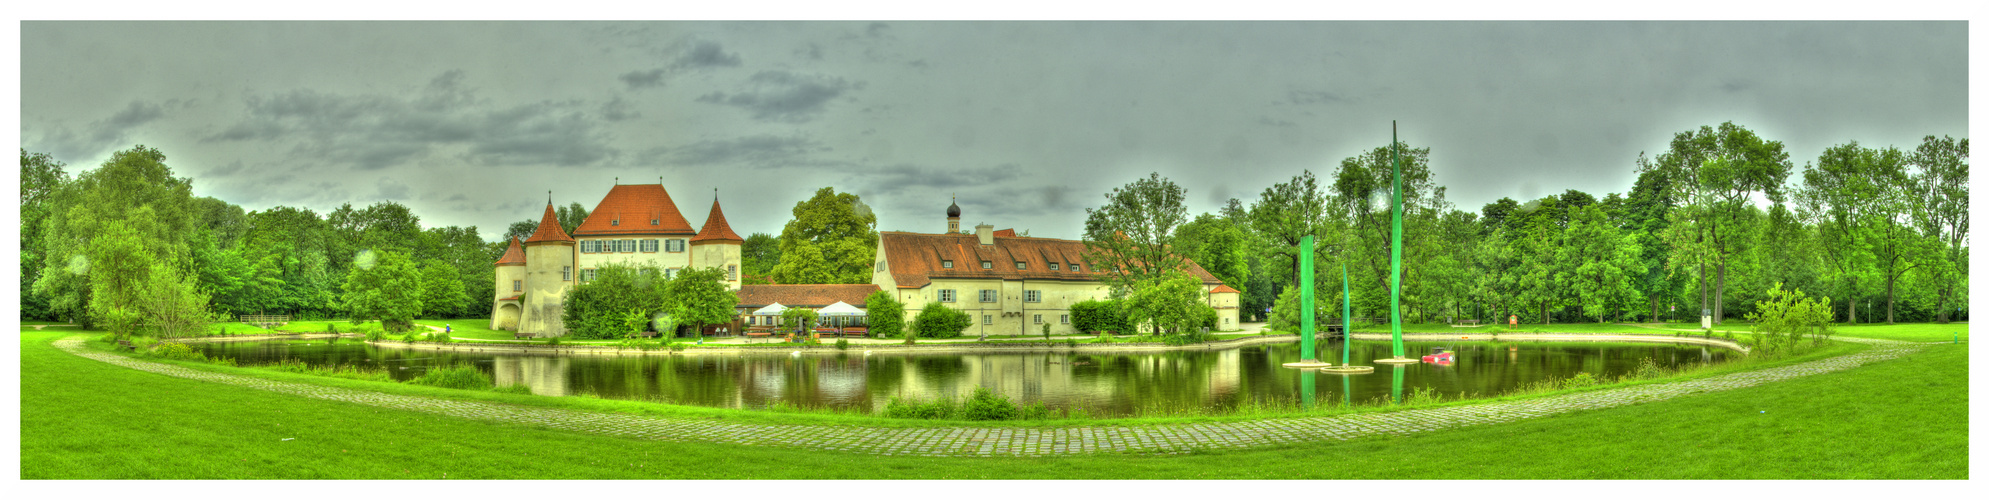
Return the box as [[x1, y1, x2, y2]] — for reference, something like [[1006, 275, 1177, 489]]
[[18, 21, 1970, 242]]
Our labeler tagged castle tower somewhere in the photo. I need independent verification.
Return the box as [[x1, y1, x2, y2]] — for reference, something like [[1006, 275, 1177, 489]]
[[946, 196, 961, 234], [519, 203, 576, 337], [489, 236, 527, 331], [690, 194, 745, 291]]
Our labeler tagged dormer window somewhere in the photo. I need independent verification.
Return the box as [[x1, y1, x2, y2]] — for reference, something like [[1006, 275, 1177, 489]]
[[1015, 261, 1026, 270], [1072, 263, 1081, 272], [651, 219, 659, 225], [1049, 263, 1060, 271], [611, 219, 619, 226], [941, 260, 953, 269], [981, 261, 992, 269]]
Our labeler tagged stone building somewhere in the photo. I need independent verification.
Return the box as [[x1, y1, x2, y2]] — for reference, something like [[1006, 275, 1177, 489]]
[[871, 201, 1241, 336], [490, 184, 743, 336]]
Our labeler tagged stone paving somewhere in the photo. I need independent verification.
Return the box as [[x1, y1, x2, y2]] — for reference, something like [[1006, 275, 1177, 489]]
[[55, 336, 1930, 457]]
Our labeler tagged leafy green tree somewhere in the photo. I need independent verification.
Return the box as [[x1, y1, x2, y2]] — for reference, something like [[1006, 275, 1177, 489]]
[[741, 232, 781, 282], [418, 260, 468, 318], [1248, 170, 1329, 287], [1268, 286, 1332, 334], [137, 262, 212, 338], [780, 307, 821, 337], [35, 146, 200, 327], [1123, 272, 1207, 335], [1624, 167, 1687, 322], [1647, 122, 1794, 324], [668, 266, 737, 341], [1559, 205, 1646, 322], [20, 150, 70, 321], [1908, 135, 1969, 323], [864, 290, 905, 338], [341, 251, 424, 333], [1082, 172, 1190, 291], [1173, 213, 1251, 296], [1331, 140, 1444, 317], [1069, 299, 1130, 334], [561, 263, 668, 339], [910, 302, 970, 339], [771, 187, 877, 284], [1744, 284, 1834, 356]]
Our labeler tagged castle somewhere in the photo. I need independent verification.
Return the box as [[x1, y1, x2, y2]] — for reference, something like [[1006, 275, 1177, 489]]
[[490, 184, 741, 335], [492, 185, 1239, 337]]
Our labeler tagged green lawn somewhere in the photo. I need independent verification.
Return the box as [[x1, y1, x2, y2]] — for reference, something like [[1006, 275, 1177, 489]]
[[19, 323, 1967, 479]]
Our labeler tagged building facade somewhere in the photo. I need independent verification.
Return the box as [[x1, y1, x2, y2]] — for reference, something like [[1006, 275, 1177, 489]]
[[491, 184, 743, 336]]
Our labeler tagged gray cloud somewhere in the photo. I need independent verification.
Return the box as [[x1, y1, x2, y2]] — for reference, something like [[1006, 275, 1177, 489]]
[[1287, 89, 1351, 105], [376, 177, 412, 200], [31, 100, 175, 162], [618, 39, 741, 90], [794, 42, 824, 60], [696, 70, 857, 122], [599, 96, 641, 121], [205, 70, 617, 169], [638, 134, 830, 168], [618, 69, 667, 89]]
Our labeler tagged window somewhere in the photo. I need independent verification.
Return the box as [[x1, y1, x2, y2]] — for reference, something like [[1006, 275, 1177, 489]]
[[1016, 261, 1027, 270], [942, 260, 953, 268], [583, 269, 597, 282], [981, 261, 992, 269], [580, 240, 593, 253], [513, 280, 522, 292], [979, 289, 997, 303], [621, 239, 636, 252], [983, 315, 993, 325], [641, 239, 658, 253], [561, 266, 572, 281], [665, 268, 679, 279], [1033, 314, 1042, 324], [638, 269, 654, 276], [939, 289, 956, 302], [1060, 314, 1070, 324], [728, 265, 738, 281], [666, 239, 686, 252], [1049, 263, 1059, 271], [1225, 317, 1232, 325], [1024, 290, 1041, 302], [1071, 263, 1081, 272], [611, 219, 619, 226]]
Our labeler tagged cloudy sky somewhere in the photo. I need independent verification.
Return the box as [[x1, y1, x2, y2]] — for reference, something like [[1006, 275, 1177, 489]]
[[19, 21, 1968, 242]]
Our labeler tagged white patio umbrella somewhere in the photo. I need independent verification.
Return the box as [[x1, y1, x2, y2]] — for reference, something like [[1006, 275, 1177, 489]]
[[817, 301, 865, 328], [752, 303, 788, 326]]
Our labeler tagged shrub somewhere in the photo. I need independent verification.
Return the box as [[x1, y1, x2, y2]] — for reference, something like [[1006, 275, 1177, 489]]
[[1629, 357, 1666, 380], [401, 332, 419, 344], [491, 384, 534, 395], [834, 338, 850, 350], [1562, 372, 1599, 390], [667, 342, 686, 352], [1018, 401, 1054, 420], [959, 387, 1019, 421], [1066, 339, 1077, 348], [1070, 299, 1131, 334], [1405, 386, 1444, 406], [408, 365, 493, 390], [865, 290, 906, 339], [425, 331, 452, 344], [546, 336, 561, 346], [911, 302, 971, 339], [881, 396, 955, 420], [151, 342, 206, 362]]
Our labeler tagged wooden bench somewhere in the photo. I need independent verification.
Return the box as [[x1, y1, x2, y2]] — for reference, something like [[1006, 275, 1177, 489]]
[[513, 331, 534, 340], [1454, 319, 1483, 327], [842, 327, 868, 338]]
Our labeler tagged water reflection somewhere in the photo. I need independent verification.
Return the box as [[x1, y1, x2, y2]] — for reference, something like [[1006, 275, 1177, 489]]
[[193, 338, 1732, 417]]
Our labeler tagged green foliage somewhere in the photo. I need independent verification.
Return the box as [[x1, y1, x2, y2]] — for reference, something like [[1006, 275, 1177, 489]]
[[1269, 286, 1327, 334], [562, 263, 668, 339], [137, 262, 212, 338], [1561, 372, 1599, 390], [958, 387, 1019, 421], [408, 365, 494, 390], [341, 251, 423, 333], [1042, 321, 1052, 340], [667, 266, 737, 339], [1745, 284, 1835, 357], [1082, 172, 1190, 291], [880, 396, 955, 420], [491, 384, 534, 395], [771, 187, 878, 285], [909, 302, 970, 339], [740, 232, 781, 279], [834, 338, 849, 350], [864, 290, 905, 338], [34, 146, 201, 328], [1174, 213, 1252, 296], [417, 260, 468, 318], [1070, 299, 1130, 334], [779, 308, 821, 337]]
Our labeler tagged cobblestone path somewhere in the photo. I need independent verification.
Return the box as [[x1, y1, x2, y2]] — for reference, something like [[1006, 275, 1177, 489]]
[[55, 337, 1928, 457]]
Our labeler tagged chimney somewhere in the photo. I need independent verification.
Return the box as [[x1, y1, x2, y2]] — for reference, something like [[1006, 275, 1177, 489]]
[[976, 224, 994, 245]]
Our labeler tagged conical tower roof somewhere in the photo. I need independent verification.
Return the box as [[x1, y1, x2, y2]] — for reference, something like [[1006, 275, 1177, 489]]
[[524, 203, 574, 244], [691, 197, 744, 243], [494, 236, 527, 265]]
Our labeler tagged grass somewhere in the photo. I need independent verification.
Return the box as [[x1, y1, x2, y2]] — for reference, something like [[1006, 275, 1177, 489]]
[[19, 325, 1965, 479]]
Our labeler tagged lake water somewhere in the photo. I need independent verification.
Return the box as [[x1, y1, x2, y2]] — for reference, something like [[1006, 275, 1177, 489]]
[[193, 338, 1732, 417]]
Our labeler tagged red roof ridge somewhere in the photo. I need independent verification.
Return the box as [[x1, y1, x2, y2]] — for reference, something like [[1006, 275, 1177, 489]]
[[1210, 284, 1241, 294], [691, 197, 745, 243], [573, 184, 697, 236], [524, 204, 574, 244], [494, 237, 527, 265]]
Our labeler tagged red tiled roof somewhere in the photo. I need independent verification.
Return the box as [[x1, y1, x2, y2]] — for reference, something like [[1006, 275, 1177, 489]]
[[877, 231, 1223, 289], [494, 237, 526, 266], [734, 284, 881, 309], [690, 198, 744, 243], [573, 184, 696, 237], [524, 204, 574, 244], [992, 228, 1017, 237], [1210, 284, 1241, 294]]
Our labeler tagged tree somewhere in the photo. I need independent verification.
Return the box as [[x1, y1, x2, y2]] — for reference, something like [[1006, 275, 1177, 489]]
[[342, 251, 424, 333], [1909, 135, 1968, 323], [1624, 167, 1686, 322], [1069, 299, 1131, 334], [1173, 213, 1251, 294], [910, 302, 971, 339], [34, 146, 200, 327], [1332, 140, 1444, 318], [1248, 170, 1328, 287], [771, 187, 877, 284], [20, 150, 70, 321], [1123, 271, 1207, 335], [418, 260, 468, 318], [864, 290, 905, 338], [668, 266, 737, 341], [561, 263, 669, 339], [1082, 172, 1190, 291], [1559, 205, 1646, 322], [779, 307, 821, 338], [741, 232, 781, 281], [1647, 122, 1794, 325], [136, 262, 212, 338]]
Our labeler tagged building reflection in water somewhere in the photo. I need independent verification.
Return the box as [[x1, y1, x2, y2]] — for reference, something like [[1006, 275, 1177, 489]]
[[493, 356, 571, 397]]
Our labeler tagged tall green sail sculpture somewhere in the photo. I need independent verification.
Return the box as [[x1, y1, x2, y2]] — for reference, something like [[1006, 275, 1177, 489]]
[[1376, 121, 1418, 364], [1283, 235, 1329, 368], [1342, 262, 1352, 365]]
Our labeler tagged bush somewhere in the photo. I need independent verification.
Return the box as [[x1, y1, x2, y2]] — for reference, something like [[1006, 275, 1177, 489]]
[[1070, 299, 1131, 334], [408, 365, 493, 390], [667, 342, 686, 352], [150, 342, 206, 362], [881, 396, 955, 420], [834, 338, 850, 350], [1269, 286, 1333, 334], [1745, 284, 1834, 357], [1562, 372, 1599, 390], [865, 290, 906, 339], [911, 302, 971, 339], [491, 383, 534, 395], [401, 332, 419, 344], [546, 336, 561, 346], [425, 331, 453, 344], [959, 387, 1019, 421]]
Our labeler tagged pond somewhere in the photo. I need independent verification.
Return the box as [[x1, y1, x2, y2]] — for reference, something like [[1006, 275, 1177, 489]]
[[192, 339, 1733, 417]]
